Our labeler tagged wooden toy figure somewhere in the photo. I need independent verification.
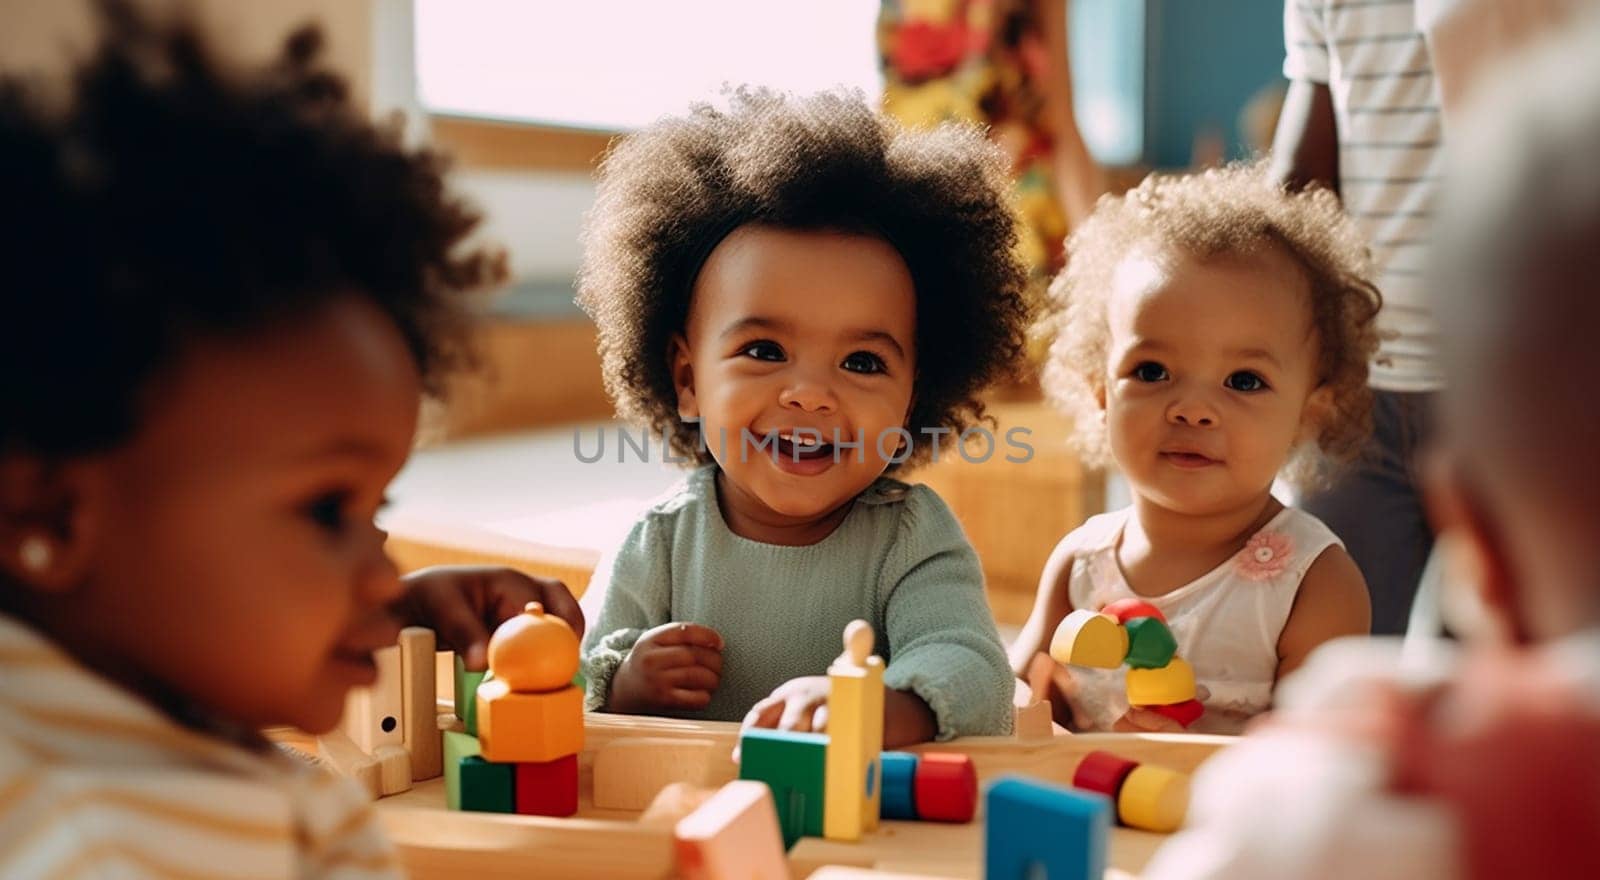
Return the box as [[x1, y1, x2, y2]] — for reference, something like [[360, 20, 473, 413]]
[[824, 619, 886, 841]]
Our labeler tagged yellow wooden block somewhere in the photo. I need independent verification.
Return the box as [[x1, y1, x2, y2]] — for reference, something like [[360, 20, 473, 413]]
[[1116, 763, 1189, 832], [1125, 656, 1196, 706], [824, 620, 886, 841], [1049, 609, 1128, 669], [476, 680, 583, 763]]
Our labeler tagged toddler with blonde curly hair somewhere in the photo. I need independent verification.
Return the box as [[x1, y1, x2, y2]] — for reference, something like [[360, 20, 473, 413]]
[[1009, 162, 1381, 734]]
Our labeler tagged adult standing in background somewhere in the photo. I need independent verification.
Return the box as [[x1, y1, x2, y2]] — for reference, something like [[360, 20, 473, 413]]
[[1269, 0, 1443, 635], [878, 0, 1104, 311], [1416, 0, 1590, 120]]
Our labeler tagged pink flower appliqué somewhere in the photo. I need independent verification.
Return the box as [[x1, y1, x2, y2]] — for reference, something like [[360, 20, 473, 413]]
[[1235, 530, 1293, 582]]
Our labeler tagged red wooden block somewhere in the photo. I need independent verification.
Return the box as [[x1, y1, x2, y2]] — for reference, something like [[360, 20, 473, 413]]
[[515, 753, 578, 817], [1101, 598, 1166, 624], [1146, 699, 1205, 728], [914, 752, 977, 823], [1073, 750, 1139, 800]]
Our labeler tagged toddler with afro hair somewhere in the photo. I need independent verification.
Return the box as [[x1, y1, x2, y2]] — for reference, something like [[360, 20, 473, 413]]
[[576, 89, 1030, 744]]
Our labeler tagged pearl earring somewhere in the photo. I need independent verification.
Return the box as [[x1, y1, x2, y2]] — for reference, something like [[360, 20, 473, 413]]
[[18, 535, 52, 573]]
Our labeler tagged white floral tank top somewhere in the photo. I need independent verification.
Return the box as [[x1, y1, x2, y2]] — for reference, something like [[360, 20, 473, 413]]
[[1063, 505, 1344, 734]]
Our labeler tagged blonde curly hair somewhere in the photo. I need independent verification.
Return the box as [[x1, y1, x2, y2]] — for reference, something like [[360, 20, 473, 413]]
[[1038, 162, 1382, 486]]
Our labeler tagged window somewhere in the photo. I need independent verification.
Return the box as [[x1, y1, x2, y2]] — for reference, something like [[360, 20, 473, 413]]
[[414, 0, 1144, 163], [414, 0, 884, 132]]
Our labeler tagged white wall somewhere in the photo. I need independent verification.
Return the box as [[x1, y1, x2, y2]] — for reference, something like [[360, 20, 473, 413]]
[[451, 169, 595, 286]]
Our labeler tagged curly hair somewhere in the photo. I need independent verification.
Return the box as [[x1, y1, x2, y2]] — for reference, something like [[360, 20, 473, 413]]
[[576, 89, 1031, 470], [0, 0, 502, 458], [1038, 162, 1381, 485]]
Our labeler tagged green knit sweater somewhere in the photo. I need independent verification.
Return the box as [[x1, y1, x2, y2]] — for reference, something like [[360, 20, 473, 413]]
[[580, 465, 1014, 739]]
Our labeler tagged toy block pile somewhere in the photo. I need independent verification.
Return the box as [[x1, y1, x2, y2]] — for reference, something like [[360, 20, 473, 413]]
[[443, 602, 583, 816], [1071, 749, 1190, 833], [737, 620, 983, 850], [1049, 598, 1204, 728]]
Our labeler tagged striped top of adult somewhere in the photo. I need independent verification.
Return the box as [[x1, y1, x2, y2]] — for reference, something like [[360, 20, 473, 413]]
[[0, 613, 400, 879], [1286, 0, 1445, 392]]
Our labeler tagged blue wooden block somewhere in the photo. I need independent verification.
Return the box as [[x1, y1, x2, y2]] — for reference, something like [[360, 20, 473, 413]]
[[985, 776, 1110, 880], [738, 728, 827, 848], [880, 751, 919, 820]]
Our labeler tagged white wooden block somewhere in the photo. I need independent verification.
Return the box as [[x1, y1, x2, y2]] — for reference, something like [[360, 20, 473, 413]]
[[399, 627, 442, 781], [343, 644, 404, 754]]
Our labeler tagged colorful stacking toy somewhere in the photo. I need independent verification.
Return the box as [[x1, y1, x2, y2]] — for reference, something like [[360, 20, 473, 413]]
[[446, 602, 584, 817], [1049, 599, 1205, 728]]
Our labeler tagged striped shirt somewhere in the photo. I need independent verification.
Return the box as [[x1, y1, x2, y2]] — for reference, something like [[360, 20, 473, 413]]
[[1286, 0, 1446, 392], [0, 613, 401, 879]]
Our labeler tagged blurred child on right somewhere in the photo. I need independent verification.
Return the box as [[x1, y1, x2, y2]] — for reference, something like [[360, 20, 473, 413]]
[[1008, 163, 1377, 733], [1144, 15, 1600, 878]]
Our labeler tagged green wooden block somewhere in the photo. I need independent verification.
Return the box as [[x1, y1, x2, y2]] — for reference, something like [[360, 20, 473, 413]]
[[459, 756, 515, 813], [453, 654, 487, 736], [1124, 616, 1178, 669], [738, 728, 827, 848], [443, 730, 482, 811]]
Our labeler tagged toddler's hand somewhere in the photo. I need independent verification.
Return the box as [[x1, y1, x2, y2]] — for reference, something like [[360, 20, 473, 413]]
[[607, 622, 724, 714], [1026, 651, 1097, 730], [742, 675, 832, 733], [1114, 684, 1212, 733], [1112, 707, 1188, 733], [398, 565, 584, 671]]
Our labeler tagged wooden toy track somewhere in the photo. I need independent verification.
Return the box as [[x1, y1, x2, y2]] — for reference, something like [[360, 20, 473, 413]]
[[374, 712, 1231, 879]]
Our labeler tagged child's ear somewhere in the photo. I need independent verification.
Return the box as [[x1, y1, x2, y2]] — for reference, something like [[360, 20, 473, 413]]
[[0, 456, 104, 594], [1422, 450, 1524, 645], [668, 333, 699, 420]]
